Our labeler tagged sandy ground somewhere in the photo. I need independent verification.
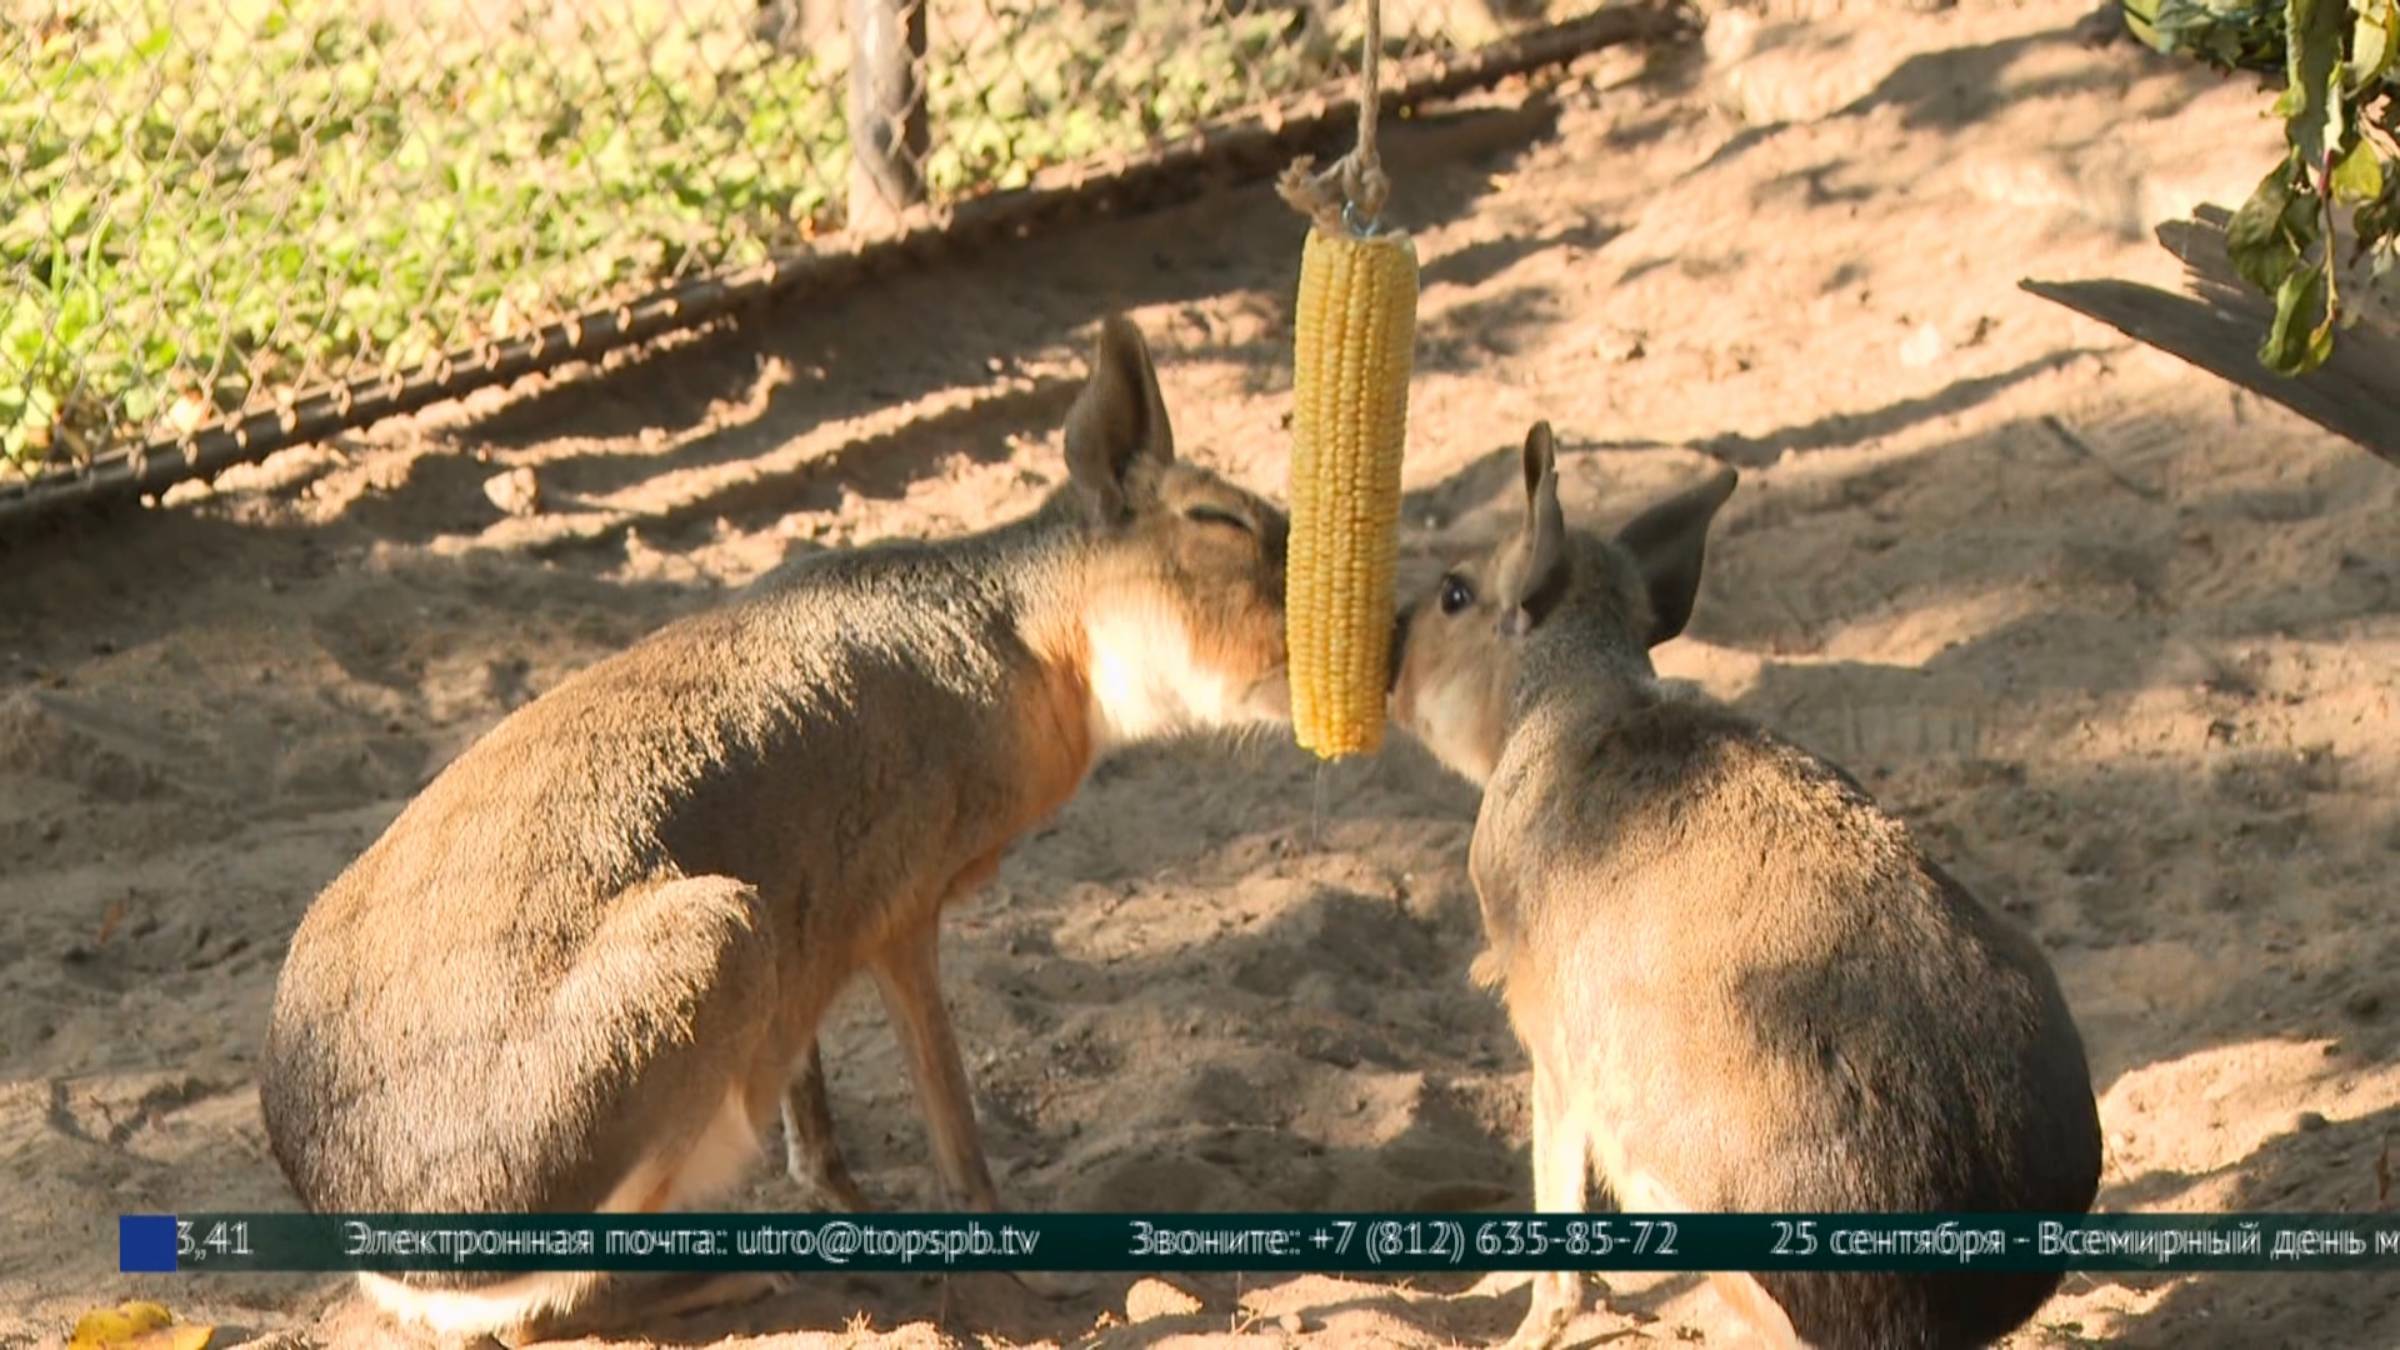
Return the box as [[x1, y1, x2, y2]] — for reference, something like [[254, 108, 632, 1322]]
[[5, 0, 2399, 1345]]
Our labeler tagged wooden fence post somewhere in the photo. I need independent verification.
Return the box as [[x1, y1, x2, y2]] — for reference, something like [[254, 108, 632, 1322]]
[[846, 0, 928, 234]]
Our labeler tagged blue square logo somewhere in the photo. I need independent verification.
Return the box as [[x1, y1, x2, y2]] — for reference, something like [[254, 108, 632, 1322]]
[[119, 1215, 177, 1273]]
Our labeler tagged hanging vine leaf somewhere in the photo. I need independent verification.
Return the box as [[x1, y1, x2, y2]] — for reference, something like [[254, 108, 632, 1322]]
[[2137, 0, 2291, 67], [2358, 177, 2400, 269], [2262, 258, 2337, 372], [2136, 0, 2400, 372], [2279, 0, 2350, 163], [2334, 134, 2387, 201], [2227, 154, 2316, 291], [2350, 0, 2397, 89]]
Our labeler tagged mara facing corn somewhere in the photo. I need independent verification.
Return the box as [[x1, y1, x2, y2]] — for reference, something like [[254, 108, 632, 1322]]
[[1288, 223, 1418, 758]]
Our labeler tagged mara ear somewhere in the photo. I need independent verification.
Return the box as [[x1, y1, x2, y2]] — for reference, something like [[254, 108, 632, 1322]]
[[1495, 422, 1569, 637], [1615, 465, 1739, 647], [1063, 314, 1177, 523]]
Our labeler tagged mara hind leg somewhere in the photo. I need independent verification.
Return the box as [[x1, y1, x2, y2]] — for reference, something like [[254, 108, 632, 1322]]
[[368, 875, 788, 1346], [1708, 1272, 1807, 1350], [498, 1123, 798, 1350], [505, 1269, 794, 1350], [1603, 1168, 1806, 1349]]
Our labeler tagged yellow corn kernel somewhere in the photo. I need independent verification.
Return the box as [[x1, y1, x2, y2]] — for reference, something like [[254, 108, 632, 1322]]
[[1287, 223, 1417, 759]]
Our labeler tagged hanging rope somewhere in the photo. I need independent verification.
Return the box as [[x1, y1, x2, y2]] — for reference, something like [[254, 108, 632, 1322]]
[[1277, 0, 1390, 234]]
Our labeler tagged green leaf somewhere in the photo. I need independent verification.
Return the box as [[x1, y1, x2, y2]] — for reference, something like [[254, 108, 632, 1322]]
[[2289, 0, 2353, 160], [56, 287, 97, 346], [2146, 0, 2289, 69], [2121, 0, 2166, 51], [2260, 263, 2336, 373], [2351, 0, 2398, 87], [2332, 135, 2387, 201], [2228, 157, 2312, 292], [2357, 184, 2400, 255]]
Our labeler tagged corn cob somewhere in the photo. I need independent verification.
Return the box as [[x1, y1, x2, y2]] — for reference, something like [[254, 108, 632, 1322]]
[[1287, 222, 1417, 759]]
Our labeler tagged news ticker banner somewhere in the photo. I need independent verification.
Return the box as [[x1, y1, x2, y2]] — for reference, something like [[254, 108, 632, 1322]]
[[121, 1213, 2400, 1276]]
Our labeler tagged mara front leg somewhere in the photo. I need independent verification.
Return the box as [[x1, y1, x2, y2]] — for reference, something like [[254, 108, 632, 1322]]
[[1508, 1056, 1590, 1350], [871, 904, 1094, 1303], [782, 1040, 871, 1211], [871, 917, 1002, 1211]]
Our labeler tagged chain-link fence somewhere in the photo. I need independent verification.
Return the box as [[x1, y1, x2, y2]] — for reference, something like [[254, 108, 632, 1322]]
[[2, 0, 1664, 519]]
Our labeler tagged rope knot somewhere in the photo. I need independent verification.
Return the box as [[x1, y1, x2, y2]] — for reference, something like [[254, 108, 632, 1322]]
[[1278, 0, 1389, 237]]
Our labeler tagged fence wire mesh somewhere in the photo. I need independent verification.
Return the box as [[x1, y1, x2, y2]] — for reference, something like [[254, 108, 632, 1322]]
[[3, 0, 1609, 508]]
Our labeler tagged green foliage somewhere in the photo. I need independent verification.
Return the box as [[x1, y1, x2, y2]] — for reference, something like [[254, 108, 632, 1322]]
[[2125, 0, 2290, 70], [2131, 0, 2400, 375], [922, 0, 1336, 197], [1, 0, 1341, 471]]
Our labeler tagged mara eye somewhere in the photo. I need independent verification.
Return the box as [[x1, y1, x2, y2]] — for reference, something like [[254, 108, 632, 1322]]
[[1440, 573, 1476, 615], [1183, 505, 1252, 533]]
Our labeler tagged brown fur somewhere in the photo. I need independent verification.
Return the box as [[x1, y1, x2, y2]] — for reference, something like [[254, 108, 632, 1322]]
[[1391, 424, 2103, 1350], [258, 316, 1291, 1344]]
